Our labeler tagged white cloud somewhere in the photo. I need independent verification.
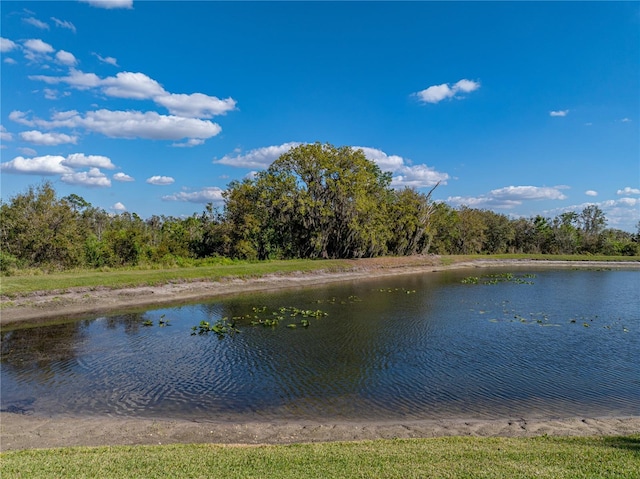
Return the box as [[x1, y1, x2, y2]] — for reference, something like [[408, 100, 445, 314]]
[[18, 147, 37, 156], [155, 92, 236, 118], [162, 187, 225, 204], [23, 38, 54, 53], [113, 172, 134, 182], [448, 185, 568, 209], [146, 175, 175, 186], [112, 202, 126, 212], [617, 187, 640, 195], [414, 79, 480, 104], [29, 69, 237, 119], [1, 37, 18, 52], [172, 138, 205, 148], [4, 57, 17, 65], [61, 167, 111, 187], [93, 53, 118, 66], [24, 17, 49, 30], [354, 146, 404, 170], [80, 0, 133, 9], [447, 195, 523, 210], [215, 142, 303, 169], [55, 50, 77, 66], [391, 164, 449, 188], [490, 185, 568, 201], [9, 110, 35, 126], [585, 190, 598, 197], [14, 109, 222, 140], [0, 125, 13, 142], [0, 155, 72, 175], [101, 71, 165, 99], [51, 17, 76, 33], [62, 153, 116, 169], [19, 130, 78, 145], [621, 118, 632, 123], [550, 110, 569, 117], [30, 68, 102, 89], [43, 88, 58, 100]]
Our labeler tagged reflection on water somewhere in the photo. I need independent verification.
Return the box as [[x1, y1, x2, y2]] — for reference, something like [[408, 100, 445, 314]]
[[2, 268, 639, 421]]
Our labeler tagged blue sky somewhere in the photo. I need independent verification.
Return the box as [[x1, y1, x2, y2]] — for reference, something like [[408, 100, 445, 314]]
[[1, 1, 639, 231]]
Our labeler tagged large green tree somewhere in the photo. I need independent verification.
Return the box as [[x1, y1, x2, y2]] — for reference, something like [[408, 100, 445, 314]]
[[0, 182, 84, 269]]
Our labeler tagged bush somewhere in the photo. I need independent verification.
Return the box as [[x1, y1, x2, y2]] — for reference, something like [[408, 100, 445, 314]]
[[0, 251, 22, 275]]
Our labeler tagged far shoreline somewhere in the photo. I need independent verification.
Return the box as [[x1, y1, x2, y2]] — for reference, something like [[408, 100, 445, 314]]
[[2, 257, 639, 327]]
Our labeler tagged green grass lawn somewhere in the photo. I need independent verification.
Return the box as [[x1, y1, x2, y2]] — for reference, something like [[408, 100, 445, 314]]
[[1, 435, 638, 479]]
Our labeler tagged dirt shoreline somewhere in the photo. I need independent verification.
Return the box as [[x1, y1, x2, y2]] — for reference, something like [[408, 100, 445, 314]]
[[1, 258, 639, 451]]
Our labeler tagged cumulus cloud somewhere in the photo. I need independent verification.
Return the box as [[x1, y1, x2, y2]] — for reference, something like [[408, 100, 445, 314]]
[[172, 138, 205, 148], [448, 185, 568, 209], [18, 147, 38, 156], [30, 68, 101, 89], [550, 110, 569, 117], [391, 164, 449, 188], [155, 92, 236, 118], [29, 69, 237, 119], [113, 172, 134, 182], [24, 17, 49, 30], [62, 153, 116, 169], [51, 17, 76, 33], [92, 53, 118, 66], [55, 50, 77, 66], [101, 71, 165, 99], [1, 37, 18, 52], [617, 187, 640, 195], [61, 167, 111, 187], [585, 190, 598, 197], [11, 109, 222, 140], [23, 38, 54, 53], [0, 125, 13, 142], [112, 202, 126, 212], [0, 155, 73, 175], [414, 79, 480, 104], [19, 130, 77, 145], [354, 146, 404, 170], [80, 0, 133, 9], [146, 175, 175, 186], [214, 142, 302, 169], [162, 187, 225, 204], [490, 186, 568, 201]]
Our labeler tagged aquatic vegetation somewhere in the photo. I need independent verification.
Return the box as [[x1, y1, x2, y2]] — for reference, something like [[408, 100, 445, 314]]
[[462, 272, 535, 285], [142, 319, 153, 327], [191, 317, 240, 338], [376, 287, 418, 293]]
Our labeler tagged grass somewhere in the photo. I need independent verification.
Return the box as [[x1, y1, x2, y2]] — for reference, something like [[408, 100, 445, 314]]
[[1, 254, 638, 296], [1, 435, 638, 478], [0, 259, 351, 296]]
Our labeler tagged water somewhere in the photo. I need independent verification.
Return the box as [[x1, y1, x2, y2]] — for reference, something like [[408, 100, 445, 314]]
[[2, 267, 639, 421]]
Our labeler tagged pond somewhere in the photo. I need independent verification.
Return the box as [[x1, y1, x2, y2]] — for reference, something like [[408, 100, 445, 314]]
[[2, 267, 639, 422]]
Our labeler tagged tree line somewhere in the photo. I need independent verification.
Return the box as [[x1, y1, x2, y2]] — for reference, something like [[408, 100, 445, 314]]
[[1, 143, 637, 273]]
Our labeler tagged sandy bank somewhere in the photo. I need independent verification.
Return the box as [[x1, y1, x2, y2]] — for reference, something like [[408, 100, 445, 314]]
[[2, 413, 639, 451]]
